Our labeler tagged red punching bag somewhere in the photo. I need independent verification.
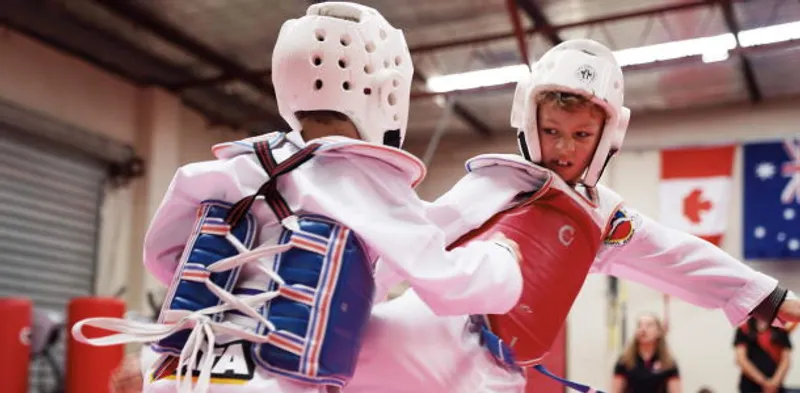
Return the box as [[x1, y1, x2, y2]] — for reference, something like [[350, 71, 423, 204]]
[[0, 298, 33, 393], [65, 297, 126, 393]]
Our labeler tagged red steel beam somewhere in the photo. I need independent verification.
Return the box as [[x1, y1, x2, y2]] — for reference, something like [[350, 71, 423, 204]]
[[505, 0, 532, 67], [410, 0, 720, 54]]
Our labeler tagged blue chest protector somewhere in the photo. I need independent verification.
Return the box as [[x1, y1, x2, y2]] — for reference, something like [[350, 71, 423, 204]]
[[153, 135, 375, 388], [152, 201, 257, 356], [253, 215, 374, 386]]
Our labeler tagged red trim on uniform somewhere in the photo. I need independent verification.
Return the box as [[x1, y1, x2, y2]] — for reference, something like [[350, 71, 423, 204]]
[[699, 234, 722, 246]]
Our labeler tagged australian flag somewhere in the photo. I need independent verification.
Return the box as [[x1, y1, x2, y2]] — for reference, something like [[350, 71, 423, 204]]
[[743, 137, 800, 259]]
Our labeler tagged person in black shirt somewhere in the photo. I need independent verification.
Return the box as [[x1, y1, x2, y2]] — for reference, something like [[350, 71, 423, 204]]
[[734, 317, 792, 393], [612, 313, 681, 393]]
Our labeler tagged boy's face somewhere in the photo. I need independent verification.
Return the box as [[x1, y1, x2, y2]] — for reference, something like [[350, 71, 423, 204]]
[[536, 101, 605, 185]]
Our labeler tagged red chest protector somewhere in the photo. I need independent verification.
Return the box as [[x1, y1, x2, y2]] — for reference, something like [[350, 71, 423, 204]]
[[448, 177, 603, 366]]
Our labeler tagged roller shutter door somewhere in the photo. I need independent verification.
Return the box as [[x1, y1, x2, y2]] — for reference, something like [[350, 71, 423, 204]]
[[0, 130, 106, 393]]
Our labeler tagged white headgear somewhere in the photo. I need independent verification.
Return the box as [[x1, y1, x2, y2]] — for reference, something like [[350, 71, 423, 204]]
[[509, 39, 630, 187], [272, 2, 414, 148]]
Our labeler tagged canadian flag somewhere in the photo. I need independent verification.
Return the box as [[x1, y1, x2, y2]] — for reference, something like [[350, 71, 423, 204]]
[[659, 145, 736, 246]]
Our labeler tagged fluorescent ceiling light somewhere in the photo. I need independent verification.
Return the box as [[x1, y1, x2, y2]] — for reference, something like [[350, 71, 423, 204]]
[[427, 64, 529, 93], [427, 20, 800, 93], [702, 49, 730, 63], [612, 34, 736, 67], [738, 20, 800, 47]]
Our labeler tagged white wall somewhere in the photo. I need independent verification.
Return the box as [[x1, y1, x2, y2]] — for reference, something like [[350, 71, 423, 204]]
[[408, 99, 800, 393]]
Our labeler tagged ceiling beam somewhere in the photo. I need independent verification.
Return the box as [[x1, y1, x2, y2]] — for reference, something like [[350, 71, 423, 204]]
[[92, 0, 286, 127], [179, 0, 722, 92], [414, 70, 492, 136], [505, 0, 532, 66], [180, 0, 722, 95], [169, 70, 271, 91], [719, 0, 762, 103], [515, 0, 562, 45], [411, 38, 798, 100], [0, 0, 281, 131], [452, 104, 493, 136], [410, 0, 718, 54]]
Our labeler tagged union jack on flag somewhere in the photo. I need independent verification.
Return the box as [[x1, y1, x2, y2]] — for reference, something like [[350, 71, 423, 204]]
[[743, 137, 800, 259]]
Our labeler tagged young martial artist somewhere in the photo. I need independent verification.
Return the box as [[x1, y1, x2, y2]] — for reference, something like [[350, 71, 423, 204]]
[[345, 38, 800, 393], [72, 3, 524, 393]]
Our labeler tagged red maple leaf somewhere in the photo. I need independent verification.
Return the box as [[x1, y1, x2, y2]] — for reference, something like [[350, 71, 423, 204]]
[[683, 188, 712, 224]]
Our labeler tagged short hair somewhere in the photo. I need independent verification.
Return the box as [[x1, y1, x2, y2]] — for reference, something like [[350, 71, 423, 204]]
[[535, 91, 607, 121]]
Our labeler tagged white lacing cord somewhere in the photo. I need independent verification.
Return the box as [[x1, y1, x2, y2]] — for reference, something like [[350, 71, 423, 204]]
[[72, 237, 299, 393], [176, 316, 213, 393], [204, 241, 291, 332], [73, 308, 272, 393]]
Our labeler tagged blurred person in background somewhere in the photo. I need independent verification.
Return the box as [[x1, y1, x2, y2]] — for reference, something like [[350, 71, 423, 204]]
[[734, 317, 792, 393], [612, 313, 681, 393]]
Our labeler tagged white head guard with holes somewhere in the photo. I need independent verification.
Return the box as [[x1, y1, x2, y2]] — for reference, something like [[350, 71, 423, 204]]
[[509, 39, 631, 187], [272, 2, 414, 148]]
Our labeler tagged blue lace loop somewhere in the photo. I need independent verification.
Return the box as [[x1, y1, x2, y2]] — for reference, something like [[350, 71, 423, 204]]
[[471, 315, 605, 393]]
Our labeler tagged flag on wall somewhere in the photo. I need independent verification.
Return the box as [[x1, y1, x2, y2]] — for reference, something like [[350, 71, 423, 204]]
[[659, 145, 736, 246], [743, 137, 800, 259]]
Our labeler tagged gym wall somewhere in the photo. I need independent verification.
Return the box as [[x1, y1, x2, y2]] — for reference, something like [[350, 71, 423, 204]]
[[0, 30, 248, 318]]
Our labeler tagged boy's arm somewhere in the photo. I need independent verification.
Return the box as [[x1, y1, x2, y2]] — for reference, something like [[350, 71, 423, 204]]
[[143, 158, 248, 286], [425, 165, 543, 243], [306, 159, 526, 316], [145, 150, 526, 316], [595, 206, 785, 326]]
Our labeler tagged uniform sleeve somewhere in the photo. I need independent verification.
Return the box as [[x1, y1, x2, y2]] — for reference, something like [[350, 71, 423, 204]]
[[372, 166, 541, 303], [594, 207, 779, 327], [425, 165, 544, 244], [142, 158, 254, 286], [664, 365, 680, 379], [288, 156, 524, 316], [613, 360, 628, 377], [776, 329, 792, 349], [734, 327, 749, 346]]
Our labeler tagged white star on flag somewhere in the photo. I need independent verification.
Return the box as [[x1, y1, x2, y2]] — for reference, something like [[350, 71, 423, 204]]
[[755, 162, 776, 180]]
